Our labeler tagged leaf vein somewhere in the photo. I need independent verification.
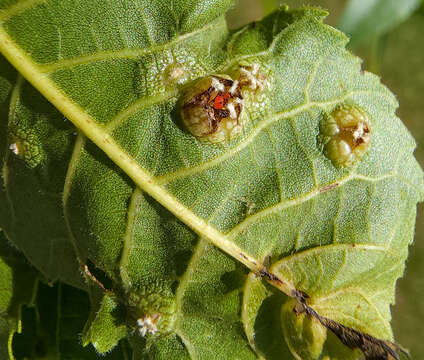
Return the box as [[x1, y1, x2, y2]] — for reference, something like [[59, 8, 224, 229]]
[[227, 173, 395, 239], [62, 133, 86, 263], [38, 21, 224, 73], [314, 289, 392, 335], [174, 238, 207, 360], [0, 0, 46, 22], [331, 187, 343, 244], [289, 115, 318, 187], [156, 92, 369, 185], [264, 128, 284, 201], [304, 56, 324, 103], [119, 186, 143, 290]]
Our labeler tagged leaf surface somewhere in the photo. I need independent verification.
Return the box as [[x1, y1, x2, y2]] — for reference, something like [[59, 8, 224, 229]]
[[0, 1, 423, 359], [0, 55, 84, 289]]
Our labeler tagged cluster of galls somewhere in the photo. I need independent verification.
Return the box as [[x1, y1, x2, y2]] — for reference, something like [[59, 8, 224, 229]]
[[181, 64, 266, 143], [180, 66, 372, 167]]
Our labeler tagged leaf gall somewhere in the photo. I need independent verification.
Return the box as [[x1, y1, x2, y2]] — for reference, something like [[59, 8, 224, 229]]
[[320, 104, 371, 167], [180, 64, 267, 143], [180, 75, 244, 143]]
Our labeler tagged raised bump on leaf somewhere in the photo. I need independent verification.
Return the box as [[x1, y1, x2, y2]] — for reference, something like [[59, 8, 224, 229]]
[[8, 127, 44, 168], [163, 63, 189, 86], [281, 298, 327, 360], [127, 284, 176, 338], [0, 2, 423, 359], [180, 75, 244, 143], [180, 64, 267, 143], [320, 104, 371, 167]]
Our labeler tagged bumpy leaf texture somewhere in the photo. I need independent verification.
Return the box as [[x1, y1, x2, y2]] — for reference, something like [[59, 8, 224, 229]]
[[0, 1, 423, 359]]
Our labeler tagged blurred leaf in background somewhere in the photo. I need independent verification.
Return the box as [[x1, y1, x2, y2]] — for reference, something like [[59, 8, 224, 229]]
[[338, 0, 422, 47], [1, 229, 129, 359], [373, 8, 424, 358], [228, 0, 424, 357], [226, 0, 264, 28], [337, 1, 424, 355]]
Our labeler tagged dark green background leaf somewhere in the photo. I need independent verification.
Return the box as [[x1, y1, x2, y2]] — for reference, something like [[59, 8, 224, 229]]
[[12, 280, 131, 359], [0, 56, 84, 289], [0, 231, 37, 360]]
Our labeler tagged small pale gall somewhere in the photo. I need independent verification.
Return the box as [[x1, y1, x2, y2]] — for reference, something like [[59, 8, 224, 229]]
[[321, 104, 371, 167]]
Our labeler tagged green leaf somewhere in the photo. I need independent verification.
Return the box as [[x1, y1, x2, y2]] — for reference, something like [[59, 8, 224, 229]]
[[0, 58, 84, 289], [345, 8, 424, 356], [12, 280, 130, 359], [281, 298, 327, 360], [54, 284, 130, 360], [0, 55, 15, 235], [242, 273, 293, 359], [0, 2, 423, 359], [82, 292, 127, 354], [338, 0, 422, 46], [0, 231, 37, 360]]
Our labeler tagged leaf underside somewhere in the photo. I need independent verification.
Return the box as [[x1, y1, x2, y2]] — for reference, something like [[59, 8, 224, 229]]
[[0, 1, 423, 359]]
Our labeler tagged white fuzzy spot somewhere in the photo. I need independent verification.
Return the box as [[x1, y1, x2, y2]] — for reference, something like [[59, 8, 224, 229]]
[[240, 68, 257, 90], [227, 102, 237, 119], [170, 67, 184, 80], [9, 143, 18, 155], [229, 80, 239, 95], [234, 97, 244, 105], [137, 314, 160, 337], [211, 77, 225, 92], [353, 122, 365, 140]]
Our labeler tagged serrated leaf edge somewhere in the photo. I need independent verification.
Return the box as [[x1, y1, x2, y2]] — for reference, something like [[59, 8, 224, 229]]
[[0, 9, 418, 359]]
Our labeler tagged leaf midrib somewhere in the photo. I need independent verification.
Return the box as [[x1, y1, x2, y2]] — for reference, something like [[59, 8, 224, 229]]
[[0, 28, 275, 287]]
